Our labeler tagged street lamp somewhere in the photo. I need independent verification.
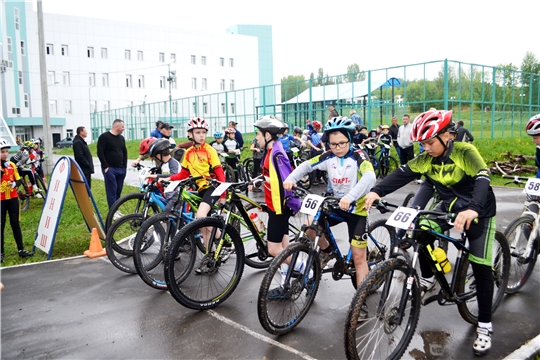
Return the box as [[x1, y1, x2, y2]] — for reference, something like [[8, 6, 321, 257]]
[[520, 93, 526, 120], [167, 64, 176, 123], [450, 96, 456, 110]]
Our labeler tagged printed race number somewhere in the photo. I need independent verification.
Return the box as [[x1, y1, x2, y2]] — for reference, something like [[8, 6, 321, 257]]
[[524, 178, 540, 196], [385, 207, 419, 230], [212, 182, 232, 196], [300, 194, 325, 215]]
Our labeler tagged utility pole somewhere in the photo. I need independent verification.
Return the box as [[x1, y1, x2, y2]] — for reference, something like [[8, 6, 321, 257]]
[[37, 0, 53, 175]]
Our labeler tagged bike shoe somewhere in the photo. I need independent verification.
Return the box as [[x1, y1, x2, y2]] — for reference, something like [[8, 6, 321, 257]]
[[419, 277, 436, 297], [319, 249, 337, 269], [18, 249, 34, 258], [472, 326, 492, 356], [267, 286, 289, 300], [221, 248, 233, 262], [358, 301, 368, 320]]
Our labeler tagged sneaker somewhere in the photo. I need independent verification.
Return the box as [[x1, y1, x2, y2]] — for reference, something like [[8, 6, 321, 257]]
[[18, 249, 34, 258], [35, 193, 43, 199], [267, 286, 289, 300], [472, 327, 492, 356], [319, 249, 337, 269], [419, 277, 436, 297], [358, 301, 369, 320], [221, 247, 233, 262], [113, 211, 124, 221]]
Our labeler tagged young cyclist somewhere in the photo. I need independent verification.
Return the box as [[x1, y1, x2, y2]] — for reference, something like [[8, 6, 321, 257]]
[[277, 124, 295, 165], [353, 125, 369, 148], [283, 116, 376, 305], [378, 125, 393, 146], [525, 114, 540, 178], [223, 128, 240, 171], [249, 133, 264, 181], [1, 138, 34, 262], [292, 127, 305, 149], [306, 121, 324, 185], [364, 109, 497, 356], [144, 138, 180, 211], [210, 131, 227, 154]]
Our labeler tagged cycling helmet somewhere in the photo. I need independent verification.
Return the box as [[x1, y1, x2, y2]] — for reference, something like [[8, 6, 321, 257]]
[[149, 138, 171, 157], [254, 115, 286, 135], [23, 141, 35, 149], [526, 114, 540, 136], [381, 125, 389, 130], [324, 116, 356, 135], [0, 138, 10, 149], [283, 123, 289, 129], [312, 121, 322, 131], [139, 137, 156, 155], [448, 125, 458, 134], [186, 117, 209, 132], [410, 110, 454, 142], [213, 131, 224, 138], [293, 126, 303, 134], [224, 127, 236, 134]]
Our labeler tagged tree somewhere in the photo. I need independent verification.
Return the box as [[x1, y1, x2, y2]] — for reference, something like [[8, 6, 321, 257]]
[[521, 51, 540, 106], [345, 63, 366, 82], [280, 75, 308, 103]]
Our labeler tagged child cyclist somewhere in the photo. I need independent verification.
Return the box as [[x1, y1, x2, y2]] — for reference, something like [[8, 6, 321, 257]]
[[283, 116, 376, 304], [364, 109, 497, 356], [210, 131, 227, 154], [525, 114, 540, 178]]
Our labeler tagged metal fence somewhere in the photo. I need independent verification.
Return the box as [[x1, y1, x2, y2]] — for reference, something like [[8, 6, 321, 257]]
[[91, 59, 540, 141]]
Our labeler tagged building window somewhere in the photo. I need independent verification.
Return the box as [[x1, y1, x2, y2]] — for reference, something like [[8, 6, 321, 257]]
[[163, 102, 168, 114], [90, 101, 97, 113], [230, 79, 235, 91], [48, 71, 55, 85], [172, 102, 178, 114], [229, 58, 234, 67], [7, 37, 12, 53], [61, 45, 68, 56], [12, 107, 21, 115], [191, 77, 197, 90], [201, 56, 206, 65], [220, 79, 225, 91], [219, 57, 224, 66], [20, 41, 25, 55], [202, 78, 207, 91], [221, 103, 225, 114], [171, 78, 177, 89], [46, 43, 54, 55], [159, 52, 165, 62], [66, 129, 74, 138], [18, 71, 23, 85], [203, 102, 208, 115], [103, 101, 110, 111], [64, 100, 72, 114], [230, 103, 235, 115], [160, 76, 166, 89], [89, 73, 95, 86], [192, 102, 197, 114], [102, 73, 109, 87], [87, 46, 94, 58], [24, 94, 29, 108], [49, 100, 57, 115], [63, 72, 70, 86], [14, 12, 19, 30], [137, 50, 143, 61], [170, 53, 176, 63], [138, 75, 145, 88], [125, 49, 131, 60], [101, 47, 107, 59], [191, 55, 196, 65], [126, 74, 132, 87]]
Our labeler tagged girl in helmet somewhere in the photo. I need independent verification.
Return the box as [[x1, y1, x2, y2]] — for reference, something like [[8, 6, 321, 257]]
[[365, 109, 497, 356], [1, 138, 34, 262], [526, 114, 540, 178], [284, 116, 376, 304]]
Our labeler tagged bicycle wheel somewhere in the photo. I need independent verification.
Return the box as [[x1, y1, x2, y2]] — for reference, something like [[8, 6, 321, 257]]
[[456, 231, 510, 325], [243, 158, 255, 178], [35, 174, 48, 195], [401, 191, 416, 207], [105, 213, 145, 274], [379, 155, 399, 178], [366, 218, 396, 268], [132, 212, 184, 290], [503, 215, 538, 294], [344, 258, 421, 360], [105, 192, 160, 231], [257, 240, 321, 335], [17, 182, 30, 212], [164, 217, 245, 310], [222, 163, 237, 182], [371, 158, 381, 178]]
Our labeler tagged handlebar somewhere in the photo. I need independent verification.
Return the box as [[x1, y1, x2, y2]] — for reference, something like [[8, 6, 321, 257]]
[[502, 174, 529, 186]]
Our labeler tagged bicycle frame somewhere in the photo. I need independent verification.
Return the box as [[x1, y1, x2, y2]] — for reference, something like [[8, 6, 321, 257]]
[[513, 197, 540, 260]]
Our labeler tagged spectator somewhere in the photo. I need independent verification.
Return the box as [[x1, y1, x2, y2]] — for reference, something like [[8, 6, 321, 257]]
[[150, 120, 164, 138], [397, 114, 414, 165], [455, 120, 474, 143], [328, 104, 339, 120], [97, 119, 127, 209], [349, 109, 363, 126], [159, 123, 176, 148], [228, 121, 244, 148], [389, 116, 401, 158], [72, 126, 94, 187], [1, 138, 34, 262], [249, 134, 264, 188]]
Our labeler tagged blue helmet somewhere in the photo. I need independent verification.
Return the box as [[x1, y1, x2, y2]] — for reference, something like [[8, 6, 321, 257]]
[[324, 116, 356, 135], [213, 131, 223, 138]]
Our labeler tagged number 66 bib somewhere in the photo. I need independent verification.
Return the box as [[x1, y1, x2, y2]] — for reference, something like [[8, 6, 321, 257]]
[[385, 206, 419, 230]]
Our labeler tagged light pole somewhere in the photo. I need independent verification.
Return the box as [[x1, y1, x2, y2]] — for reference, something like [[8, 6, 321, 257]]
[[89, 84, 95, 132], [520, 93, 526, 120], [166, 64, 176, 123], [450, 96, 456, 110]]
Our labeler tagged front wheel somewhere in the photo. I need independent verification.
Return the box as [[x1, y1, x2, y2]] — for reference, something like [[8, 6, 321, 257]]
[[257, 240, 321, 335], [105, 192, 160, 231], [243, 158, 255, 179], [105, 213, 145, 274], [456, 231, 510, 324], [344, 258, 421, 360], [379, 155, 399, 178], [504, 215, 538, 294], [222, 163, 237, 182]]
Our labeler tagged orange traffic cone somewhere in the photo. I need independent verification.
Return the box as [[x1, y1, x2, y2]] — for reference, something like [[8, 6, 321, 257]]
[[84, 228, 107, 258]]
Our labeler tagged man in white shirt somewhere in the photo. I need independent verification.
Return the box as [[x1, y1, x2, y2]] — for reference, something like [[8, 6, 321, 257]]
[[397, 114, 414, 165]]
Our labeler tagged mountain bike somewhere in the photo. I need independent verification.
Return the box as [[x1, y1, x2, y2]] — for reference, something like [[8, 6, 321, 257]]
[[501, 175, 540, 294], [290, 146, 311, 189], [256, 187, 404, 335], [16, 160, 47, 212], [363, 142, 381, 178], [163, 178, 304, 309], [374, 143, 399, 178], [344, 200, 510, 360], [218, 152, 238, 182]]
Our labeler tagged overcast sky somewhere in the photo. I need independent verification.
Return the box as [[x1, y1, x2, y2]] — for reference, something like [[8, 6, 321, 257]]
[[41, 0, 538, 82]]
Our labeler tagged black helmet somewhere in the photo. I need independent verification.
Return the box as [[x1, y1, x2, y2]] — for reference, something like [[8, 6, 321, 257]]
[[149, 138, 171, 157], [293, 126, 303, 134]]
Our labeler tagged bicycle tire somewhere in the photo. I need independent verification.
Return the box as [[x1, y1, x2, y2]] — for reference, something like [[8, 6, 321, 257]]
[[105, 213, 145, 274], [379, 155, 399, 178], [297, 173, 312, 190], [456, 231, 510, 325], [257, 240, 321, 335], [222, 163, 237, 182], [36, 174, 48, 194], [402, 191, 416, 207], [371, 158, 381, 178], [164, 217, 245, 310], [132, 212, 185, 290], [17, 182, 30, 212], [503, 215, 538, 294], [105, 192, 160, 231], [243, 158, 255, 178], [344, 258, 421, 360]]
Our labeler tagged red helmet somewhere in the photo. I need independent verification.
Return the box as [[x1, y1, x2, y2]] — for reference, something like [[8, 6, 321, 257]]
[[526, 114, 540, 136], [186, 117, 209, 132], [224, 127, 236, 134], [410, 110, 453, 142], [139, 137, 156, 155], [312, 121, 322, 130]]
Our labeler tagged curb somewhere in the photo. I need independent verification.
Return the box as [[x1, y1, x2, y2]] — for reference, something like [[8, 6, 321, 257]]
[[503, 334, 540, 360]]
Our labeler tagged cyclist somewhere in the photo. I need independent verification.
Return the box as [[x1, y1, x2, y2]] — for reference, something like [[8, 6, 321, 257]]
[[249, 132, 264, 182], [210, 131, 227, 154], [283, 116, 376, 302], [292, 126, 305, 149], [306, 121, 324, 185], [378, 125, 393, 146], [277, 124, 295, 165], [525, 114, 540, 178], [364, 109, 497, 356], [223, 128, 240, 173], [353, 125, 369, 148], [13, 141, 40, 195], [1, 138, 34, 262]]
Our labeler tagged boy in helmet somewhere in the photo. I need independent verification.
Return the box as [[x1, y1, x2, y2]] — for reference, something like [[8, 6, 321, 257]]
[[365, 109, 497, 356], [223, 128, 240, 172], [210, 131, 227, 154], [525, 114, 540, 178]]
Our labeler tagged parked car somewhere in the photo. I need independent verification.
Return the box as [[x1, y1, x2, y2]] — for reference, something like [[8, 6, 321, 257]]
[[56, 137, 73, 148]]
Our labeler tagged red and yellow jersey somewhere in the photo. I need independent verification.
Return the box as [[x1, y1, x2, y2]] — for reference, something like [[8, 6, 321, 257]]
[[1, 161, 21, 200], [177, 143, 222, 191]]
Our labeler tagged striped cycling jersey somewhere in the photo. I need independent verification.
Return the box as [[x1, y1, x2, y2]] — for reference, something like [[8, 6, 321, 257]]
[[177, 143, 221, 191], [1, 161, 21, 200]]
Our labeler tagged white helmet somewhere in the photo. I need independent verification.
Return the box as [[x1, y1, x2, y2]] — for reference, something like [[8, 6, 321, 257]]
[[0, 138, 10, 149]]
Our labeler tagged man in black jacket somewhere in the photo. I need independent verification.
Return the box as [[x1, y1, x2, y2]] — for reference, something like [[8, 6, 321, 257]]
[[73, 127, 94, 188]]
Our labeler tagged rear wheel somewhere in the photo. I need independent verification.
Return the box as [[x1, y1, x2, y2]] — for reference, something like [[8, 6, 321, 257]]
[[243, 158, 255, 178], [105, 213, 145, 274], [17, 181, 30, 212], [105, 192, 160, 231], [222, 163, 236, 182], [35, 174, 48, 194], [379, 155, 399, 178]]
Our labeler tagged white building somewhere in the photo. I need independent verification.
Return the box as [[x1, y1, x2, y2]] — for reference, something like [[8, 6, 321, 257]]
[[0, 0, 273, 144]]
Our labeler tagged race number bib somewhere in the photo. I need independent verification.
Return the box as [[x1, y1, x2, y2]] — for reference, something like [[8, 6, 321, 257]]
[[290, 147, 299, 153], [385, 207, 419, 230], [300, 194, 325, 215], [164, 181, 182, 194], [212, 182, 231, 196], [524, 178, 540, 196]]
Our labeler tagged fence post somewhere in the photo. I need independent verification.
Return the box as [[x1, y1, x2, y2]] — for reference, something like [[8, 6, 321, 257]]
[[443, 59, 449, 110]]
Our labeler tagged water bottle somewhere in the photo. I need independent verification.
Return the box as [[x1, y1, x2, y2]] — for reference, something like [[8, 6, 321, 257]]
[[249, 211, 266, 233], [433, 247, 451, 273]]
